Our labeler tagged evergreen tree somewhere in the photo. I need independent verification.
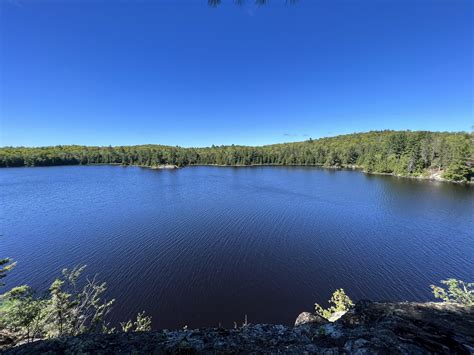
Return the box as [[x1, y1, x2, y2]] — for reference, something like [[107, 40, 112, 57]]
[[1, 130, 472, 182]]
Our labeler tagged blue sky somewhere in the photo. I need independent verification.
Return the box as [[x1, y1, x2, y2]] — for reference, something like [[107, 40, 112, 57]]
[[1, 0, 472, 147]]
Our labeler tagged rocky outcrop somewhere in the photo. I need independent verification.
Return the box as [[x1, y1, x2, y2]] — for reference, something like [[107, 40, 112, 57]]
[[5, 301, 473, 354], [327, 310, 347, 322], [294, 311, 326, 327], [151, 164, 179, 169]]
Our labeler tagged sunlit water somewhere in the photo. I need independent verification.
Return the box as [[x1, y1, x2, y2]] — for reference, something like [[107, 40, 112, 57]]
[[1, 166, 473, 329]]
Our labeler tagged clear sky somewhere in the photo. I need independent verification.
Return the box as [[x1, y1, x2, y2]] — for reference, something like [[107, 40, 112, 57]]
[[0, 0, 472, 147]]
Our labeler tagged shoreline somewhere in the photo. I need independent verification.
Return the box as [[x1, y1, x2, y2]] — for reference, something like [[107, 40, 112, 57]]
[[1, 163, 472, 184], [187, 163, 473, 184]]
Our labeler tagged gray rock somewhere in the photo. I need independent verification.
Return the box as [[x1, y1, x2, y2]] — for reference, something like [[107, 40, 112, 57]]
[[4, 301, 473, 354], [328, 310, 347, 322], [294, 312, 328, 327], [322, 323, 343, 339]]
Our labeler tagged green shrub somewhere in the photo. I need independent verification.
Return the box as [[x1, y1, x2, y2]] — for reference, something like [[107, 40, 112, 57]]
[[315, 289, 354, 320], [431, 279, 474, 306], [0, 285, 47, 342], [120, 311, 152, 332], [0, 262, 153, 345], [46, 266, 116, 337]]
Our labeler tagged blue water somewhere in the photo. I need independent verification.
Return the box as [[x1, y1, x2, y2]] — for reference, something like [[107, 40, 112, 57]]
[[1, 166, 473, 329]]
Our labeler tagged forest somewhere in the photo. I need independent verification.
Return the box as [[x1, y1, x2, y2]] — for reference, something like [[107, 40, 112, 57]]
[[1, 130, 473, 182]]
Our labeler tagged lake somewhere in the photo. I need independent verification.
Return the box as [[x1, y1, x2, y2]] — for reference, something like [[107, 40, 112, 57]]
[[1, 166, 473, 329]]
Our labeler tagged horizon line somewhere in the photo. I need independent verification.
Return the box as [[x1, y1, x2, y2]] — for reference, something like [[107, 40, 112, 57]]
[[1, 129, 471, 149]]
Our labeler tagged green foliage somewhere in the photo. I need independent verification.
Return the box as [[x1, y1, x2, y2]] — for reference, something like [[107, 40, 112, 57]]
[[314, 289, 354, 320], [0, 263, 152, 345], [46, 266, 116, 337], [0, 258, 16, 286], [431, 279, 474, 306], [0, 286, 48, 342], [441, 138, 473, 182], [1, 131, 472, 182], [120, 311, 152, 332], [443, 162, 472, 182]]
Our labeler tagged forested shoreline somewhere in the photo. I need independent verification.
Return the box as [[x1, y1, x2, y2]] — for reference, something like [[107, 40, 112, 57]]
[[1, 130, 473, 182]]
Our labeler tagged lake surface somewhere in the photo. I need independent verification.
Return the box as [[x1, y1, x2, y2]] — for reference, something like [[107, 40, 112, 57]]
[[1, 166, 473, 329]]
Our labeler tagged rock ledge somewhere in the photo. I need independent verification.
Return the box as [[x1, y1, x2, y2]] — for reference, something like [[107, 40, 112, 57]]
[[5, 301, 473, 354]]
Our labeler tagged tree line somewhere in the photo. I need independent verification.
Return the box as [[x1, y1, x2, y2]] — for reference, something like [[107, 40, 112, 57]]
[[1, 130, 473, 181]]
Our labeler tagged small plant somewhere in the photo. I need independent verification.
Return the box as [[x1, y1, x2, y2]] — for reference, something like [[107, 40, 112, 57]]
[[315, 288, 354, 320], [120, 311, 152, 332], [431, 279, 473, 306]]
